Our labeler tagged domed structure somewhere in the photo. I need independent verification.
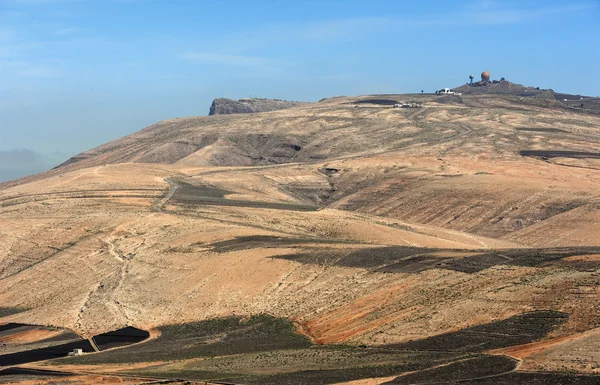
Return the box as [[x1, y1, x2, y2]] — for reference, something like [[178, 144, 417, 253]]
[[481, 71, 491, 81]]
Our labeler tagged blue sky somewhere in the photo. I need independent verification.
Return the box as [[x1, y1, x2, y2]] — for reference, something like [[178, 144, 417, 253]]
[[1, 0, 599, 182]]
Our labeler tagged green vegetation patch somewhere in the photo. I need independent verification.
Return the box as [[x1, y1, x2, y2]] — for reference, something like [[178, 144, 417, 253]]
[[64, 314, 311, 364], [445, 372, 600, 384], [386, 311, 568, 352], [224, 363, 443, 385], [385, 355, 517, 384], [51, 311, 600, 384], [182, 348, 461, 377], [174, 180, 232, 199], [133, 349, 468, 385]]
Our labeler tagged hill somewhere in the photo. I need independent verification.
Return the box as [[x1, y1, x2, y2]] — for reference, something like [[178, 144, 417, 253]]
[[452, 80, 600, 112], [1, 92, 600, 383]]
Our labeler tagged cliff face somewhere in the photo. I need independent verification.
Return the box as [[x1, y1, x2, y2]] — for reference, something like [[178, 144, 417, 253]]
[[208, 98, 305, 115]]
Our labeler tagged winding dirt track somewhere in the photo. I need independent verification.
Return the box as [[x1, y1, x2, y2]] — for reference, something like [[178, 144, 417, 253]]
[[151, 179, 179, 212]]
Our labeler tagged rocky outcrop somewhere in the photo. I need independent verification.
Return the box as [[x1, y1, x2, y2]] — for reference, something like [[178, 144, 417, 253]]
[[208, 98, 306, 115]]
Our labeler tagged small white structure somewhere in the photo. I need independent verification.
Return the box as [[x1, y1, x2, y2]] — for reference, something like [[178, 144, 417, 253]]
[[436, 88, 462, 95], [68, 348, 84, 356], [393, 102, 422, 109]]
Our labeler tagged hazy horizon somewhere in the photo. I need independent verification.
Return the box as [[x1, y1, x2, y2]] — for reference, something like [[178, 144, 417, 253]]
[[1, 0, 599, 182]]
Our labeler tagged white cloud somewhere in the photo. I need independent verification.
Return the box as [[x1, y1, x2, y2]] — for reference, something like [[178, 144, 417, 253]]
[[0, 20, 74, 78], [319, 74, 355, 80], [0, 60, 60, 77], [181, 52, 265, 66], [219, 2, 596, 53], [290, 2, 599, 34], [0, 28, 17, 43], [466, 2, 599, 25], [297, 17, 390, 41], [471, 0, 498, 11], [3, 0, 79, 5], [51, 26, 78, 36]]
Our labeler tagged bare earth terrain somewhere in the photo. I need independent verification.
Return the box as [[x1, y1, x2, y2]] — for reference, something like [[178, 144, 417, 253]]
[[1, 93, 600, 384]]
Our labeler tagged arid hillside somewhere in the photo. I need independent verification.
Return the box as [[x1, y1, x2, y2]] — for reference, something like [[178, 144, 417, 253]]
[[1, 93, 600, 384]]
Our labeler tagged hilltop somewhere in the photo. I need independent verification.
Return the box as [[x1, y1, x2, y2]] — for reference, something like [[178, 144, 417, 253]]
[[452, 78, 600, 110], [453, 79, 540, 95]]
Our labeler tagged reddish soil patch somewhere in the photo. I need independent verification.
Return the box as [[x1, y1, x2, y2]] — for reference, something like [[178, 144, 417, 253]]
[[0, 329, 63, 344], [491, 335, 578, 359], [304, 283, 419, 344]]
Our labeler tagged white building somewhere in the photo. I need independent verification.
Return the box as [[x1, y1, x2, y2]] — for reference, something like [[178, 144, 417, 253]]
[[68, 348, 84, 356]]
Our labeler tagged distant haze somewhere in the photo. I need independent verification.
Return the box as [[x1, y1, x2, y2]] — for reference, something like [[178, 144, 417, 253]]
[[1, 0, 599, 182]]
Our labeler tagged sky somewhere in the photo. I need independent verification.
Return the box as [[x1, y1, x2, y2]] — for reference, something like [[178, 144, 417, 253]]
[[0, 0, 599, 182]]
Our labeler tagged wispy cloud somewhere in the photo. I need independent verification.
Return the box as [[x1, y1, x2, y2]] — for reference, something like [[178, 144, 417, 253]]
[[319, 73, 355, 80], [466, 2, 599, 25], [211, 1, 596, 56], [0, 28, 17, 43], [3, 0, 138, 5], [283, 2, 599, 37], [181, 52, 265, 66], [0, 59, 60, 77], [51, 26, 78, 37], [0, 19, 76, 78], [389, 2, 599, 27], [2, 0, 80, 5], [296, 17, 390, 41]]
